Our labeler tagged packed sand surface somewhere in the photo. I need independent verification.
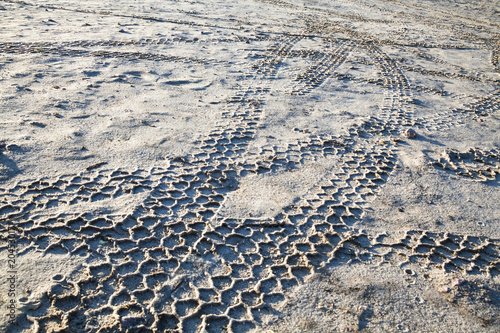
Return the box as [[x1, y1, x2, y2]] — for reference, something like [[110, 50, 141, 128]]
[[0, 0, 499, 332]]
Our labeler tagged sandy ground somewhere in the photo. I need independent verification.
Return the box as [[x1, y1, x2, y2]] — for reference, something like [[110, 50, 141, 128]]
[[0, 0, 499, 332]]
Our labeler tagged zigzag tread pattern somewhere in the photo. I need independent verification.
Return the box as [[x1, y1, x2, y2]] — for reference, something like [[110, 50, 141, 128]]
[[1, 1, 499, 332]]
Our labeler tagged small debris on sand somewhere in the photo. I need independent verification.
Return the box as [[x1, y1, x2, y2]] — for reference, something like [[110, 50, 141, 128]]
[[438, 286, 450, 293], [404, 128, 417, 139], [86, 162, 108, 171], [452, 278, 466, 287]]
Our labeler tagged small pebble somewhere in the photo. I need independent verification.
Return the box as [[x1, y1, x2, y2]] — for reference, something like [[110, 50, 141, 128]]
[[404, 128, 417, 139], [452, 278, 466, 287], [437, 286, 450, 293]]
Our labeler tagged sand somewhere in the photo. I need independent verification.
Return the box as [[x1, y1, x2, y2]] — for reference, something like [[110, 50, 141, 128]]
[[0, 0, 499, 332]]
